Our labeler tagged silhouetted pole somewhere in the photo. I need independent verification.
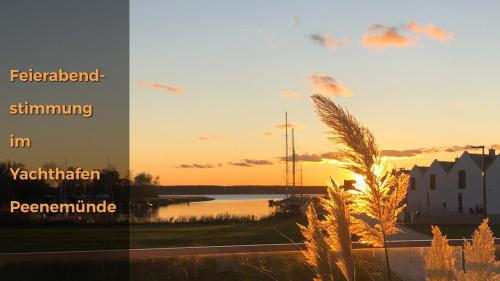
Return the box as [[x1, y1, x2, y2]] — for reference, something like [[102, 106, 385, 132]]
[[292, 128, 296, 197], [471, 145, 487, 219], [285, 112, 289, 197], [300, 163, 303, 187], [300, 162, 303, 196]]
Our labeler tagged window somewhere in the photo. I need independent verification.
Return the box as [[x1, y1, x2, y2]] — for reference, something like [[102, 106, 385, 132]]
[[458, 193, 463, 214], [430, 174, 436, 190], [410, 177, 416, 190], [458, 170, 466, 189]]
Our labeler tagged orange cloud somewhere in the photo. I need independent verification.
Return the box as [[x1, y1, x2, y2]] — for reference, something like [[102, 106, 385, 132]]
[[229, 159, 273, 167], [176, 163, 222, 169], [381, 147, 440, 158], [274, 123, 297, 129], [196, 135, 219, 141], [444, 145, 476, 153], [363, 22, 452, 50], [279, 152, 339, 163], [229, 162, 253, 167], [244, 159, 273, 165], [309, 73, 352, 97], [406, 21, 453, 42], [381, 144, 496, 158], [295, 154, 323, 162], [261, 131, 274, 137], [280, 91, 300, 98], [362, 26, 416, 50], [309, 33, 341, 49], [136, 81, 184, 94]]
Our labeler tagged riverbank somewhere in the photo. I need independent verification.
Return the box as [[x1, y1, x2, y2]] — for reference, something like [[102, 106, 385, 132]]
[[150, 195, 214, 206]]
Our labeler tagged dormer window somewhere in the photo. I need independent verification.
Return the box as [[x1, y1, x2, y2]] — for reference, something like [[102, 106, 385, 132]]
[[458, 170, 466, 189], [430, 174, 436, 190]]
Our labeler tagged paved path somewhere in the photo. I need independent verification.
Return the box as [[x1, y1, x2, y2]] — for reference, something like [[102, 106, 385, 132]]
[[0, 241, 433, 263], [0, 244, 305, 263], [2, 237, 496, 264], [388, 225, 431, 241]]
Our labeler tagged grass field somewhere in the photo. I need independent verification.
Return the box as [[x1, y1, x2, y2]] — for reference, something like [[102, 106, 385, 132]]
[[1, 215, 404, 280], [0, 251, 401, 281], [0, 215, 306, 253], [405, 223, 500, 239]]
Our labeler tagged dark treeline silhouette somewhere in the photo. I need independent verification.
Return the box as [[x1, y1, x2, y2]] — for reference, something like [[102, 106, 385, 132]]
[[0, 161, 161, 204], [157, 185, 327, 195], [0, 161, 50, 203]]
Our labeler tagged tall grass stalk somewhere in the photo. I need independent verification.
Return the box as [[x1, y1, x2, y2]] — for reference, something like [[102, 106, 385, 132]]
[[425, 226, 456, 281], [299, 204, 337, 281], [458, 219, 499, 281], [321, 178, 355, 281], [311, 94, 409, 281], [425, 219, 500, 281]]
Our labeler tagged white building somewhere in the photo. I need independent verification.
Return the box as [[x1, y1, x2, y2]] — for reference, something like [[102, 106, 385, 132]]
[[407, 149, 499, 219], [407, 166, 427, 213], [486, 154, 500, 214]]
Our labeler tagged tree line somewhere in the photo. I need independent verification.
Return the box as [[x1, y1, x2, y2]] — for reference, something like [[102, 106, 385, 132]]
[[0, 161, 160, 203]]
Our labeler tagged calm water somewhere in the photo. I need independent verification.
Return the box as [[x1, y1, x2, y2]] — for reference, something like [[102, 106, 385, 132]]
[[154, 194, 287, 220]]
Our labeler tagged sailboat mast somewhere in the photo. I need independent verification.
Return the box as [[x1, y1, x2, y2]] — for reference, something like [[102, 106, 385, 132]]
[[300, 162, 303, 187], [285, 112, 289, 197], [292, 128, 296, 196]]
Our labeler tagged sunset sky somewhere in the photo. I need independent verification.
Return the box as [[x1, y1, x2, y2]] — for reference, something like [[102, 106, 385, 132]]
[[130, 1, 500, 186]]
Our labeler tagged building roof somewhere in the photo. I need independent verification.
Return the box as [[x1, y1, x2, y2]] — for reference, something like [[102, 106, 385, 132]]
[[468, 153, 497, 170], [435, 161, 455, 173], [414, 166, 429, 174], [409, 150, 498, 176]]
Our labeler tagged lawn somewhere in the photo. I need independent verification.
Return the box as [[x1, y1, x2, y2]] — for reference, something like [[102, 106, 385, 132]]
[[0, 251, 401, 281], [405, 223, 500, 239], [0, 215, 306, 253]]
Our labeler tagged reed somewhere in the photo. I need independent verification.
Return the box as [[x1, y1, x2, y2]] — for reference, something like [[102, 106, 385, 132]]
[[458, 219, 499, 281], [424, 226, 456, 281], [296, 178, 357, 280], [298, 204, 337, 281], [321, 178, 355, 281], [425, 219, 500, 281], [311, 94, 409, 281]]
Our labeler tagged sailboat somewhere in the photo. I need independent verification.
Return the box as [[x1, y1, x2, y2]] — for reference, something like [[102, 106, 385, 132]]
[[268, 112, 310, 212]]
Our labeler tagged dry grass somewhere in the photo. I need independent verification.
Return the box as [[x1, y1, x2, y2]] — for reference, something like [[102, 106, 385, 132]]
[[297, 178, 356, 280], [425, 219, 500, 281], [0, 251, 399, 281], [321, 178, 355, 281], [298, 204, 338, 281], [424, 226, 456, 281], [311, 94, 409, 281], [458, 219, 500, 281]]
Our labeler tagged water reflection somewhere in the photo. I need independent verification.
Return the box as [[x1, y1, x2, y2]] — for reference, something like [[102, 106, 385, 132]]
[[154, 194, 287, 220]]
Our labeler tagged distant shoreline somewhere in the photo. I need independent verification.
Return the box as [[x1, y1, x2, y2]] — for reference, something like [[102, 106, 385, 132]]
[[156, 185, 327, 195], [152, 195, 214, 206]]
